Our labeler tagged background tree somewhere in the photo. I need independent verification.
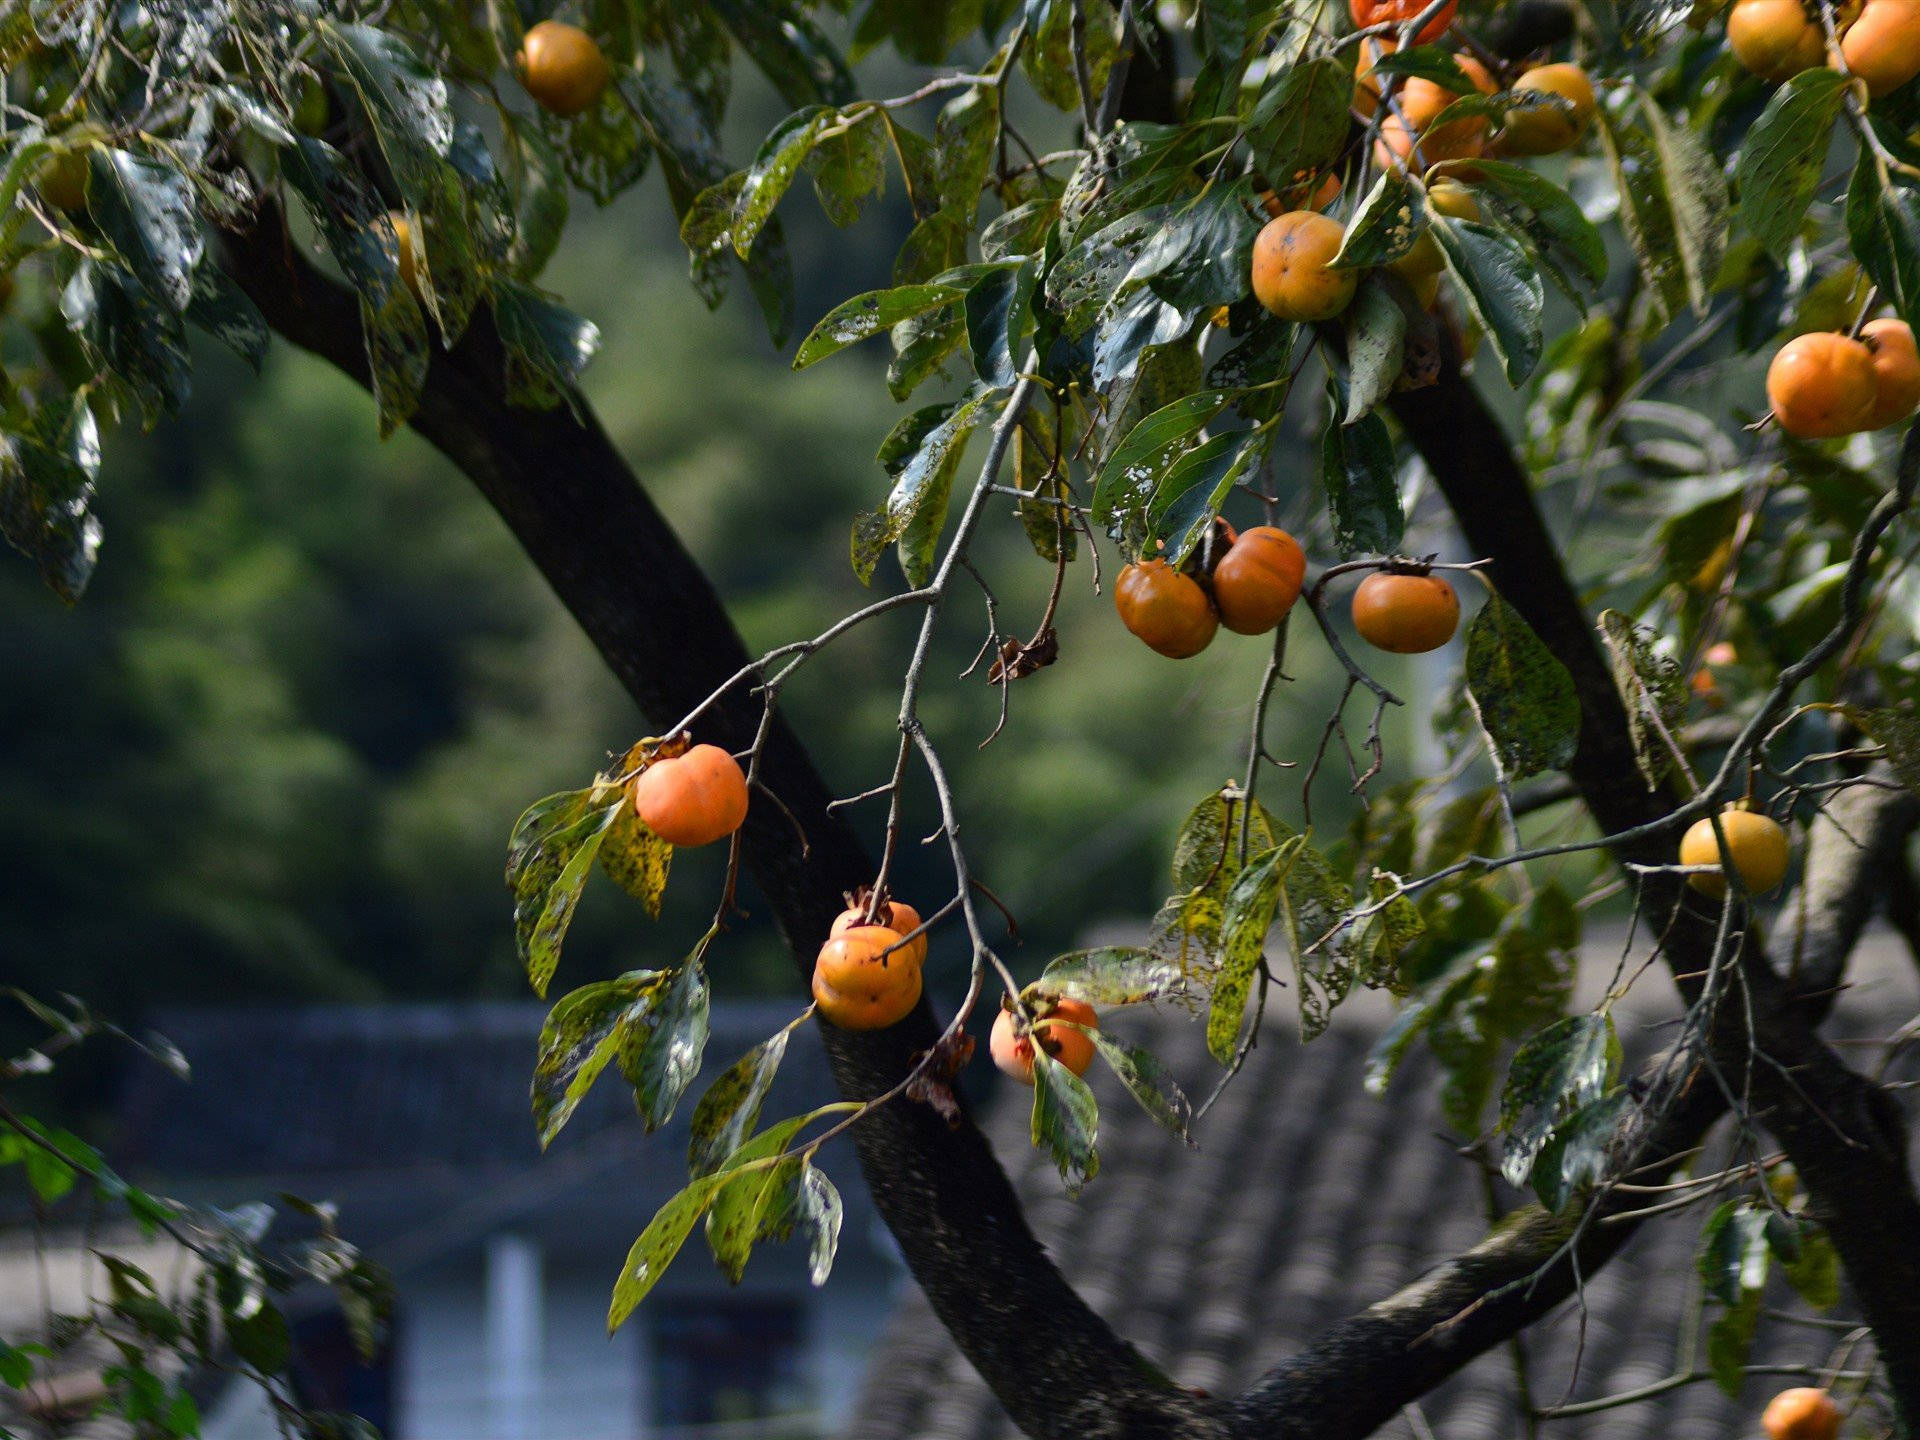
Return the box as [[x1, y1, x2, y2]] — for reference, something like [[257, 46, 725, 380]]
[[5, 0, 1920, 1437]]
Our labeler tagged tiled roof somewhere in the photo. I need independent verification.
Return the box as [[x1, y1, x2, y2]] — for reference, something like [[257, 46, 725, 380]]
[[845, 954, 1916, 1440]]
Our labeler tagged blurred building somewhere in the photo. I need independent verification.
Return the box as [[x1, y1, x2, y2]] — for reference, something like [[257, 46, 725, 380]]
[[111, 1002, 900, 1440]]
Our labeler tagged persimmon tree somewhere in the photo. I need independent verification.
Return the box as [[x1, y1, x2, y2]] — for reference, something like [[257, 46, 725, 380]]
[[7, 0, 1920, 1437]]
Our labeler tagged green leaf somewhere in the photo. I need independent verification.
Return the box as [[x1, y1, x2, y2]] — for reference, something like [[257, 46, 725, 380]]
[[1707, 1289, 1761, 1397], [1498, 1013, 1621, 1190], [1700, 1199, 1774, 1304], [1089, 1030, 1194, 1141], [0, 389, 103, 603], [852, 388, 1000, 584], [1735, 69, 1847, 259], [1599, 610, 1686, 789], [503, 117, 570, 279], [619, 957, 710, 1130], [1431, 218, 1543, 385], [185, 265, 270, 371], [713, 0, 855, 109], [493, 282, 602, 411], [609, 1173, 731, 1330], [1149, 429, 1268, 566], [808, 109, 888, 226], [1207, 841, 1291, 1063], [733, 107, 831, 258], [1331, 172, 1420, 270], [1273, 838, 1364, 1039], [1465, 592, 1580, 783], [794, 284, 966, 369], [597, 802, 672, 918], [506, 789, 623, 997], [90, 150, 203, 312], [1342, 280, 1408, 421], [1036, 947, 1188, 1006], [887, 302, 967, 399], [687, 1029, 791, 1178], [1245, 57, 1352, 190], [1782, 1223, 1841, 1310], [1320, 404, 1402, 557], [1451, 159, 1607, 290], [965, 260, 1038, 389], [1848, 152, 1920, 327], [1030, 1048, 1101, 1192], [933, 86, 1000, 223], [1092, 390, 1231, 535], [1022, 0, 1118, 112], [1527, 1088, 1631, 1210], [1123, 181, 1262, 311], [531, 971, 660, 1146], [1598, 89, 1728, 321], [228, 1304, 292, 1375]]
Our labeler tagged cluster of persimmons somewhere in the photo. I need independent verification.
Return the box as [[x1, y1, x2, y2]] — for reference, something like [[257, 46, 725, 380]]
[[1114, 525, 1463, 660]]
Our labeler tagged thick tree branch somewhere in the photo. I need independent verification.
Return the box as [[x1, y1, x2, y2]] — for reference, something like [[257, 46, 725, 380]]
[[1780, 763, 1920, 995], [214, 216, 1225, 1440]]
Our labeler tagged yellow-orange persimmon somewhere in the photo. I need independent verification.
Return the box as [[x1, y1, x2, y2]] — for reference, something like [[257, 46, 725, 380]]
[[1861, 317, 1920, 428], [1679, 807, 1791, 899], [630, 743, 750, 848], [990, 997, 1100, 1085], [1252, 211, 1359, 322], [813, 925, 921, 1030], [1115, 559, 1219, 658], [1840, 0, 1920, 95], [831, 896, 928, 969], [1350, 0, 1458, 45], [1351, 571, 1460, 653], [1762, 1389, 1842, 1440], [516, 20, 610, 116], [1728, 0, 1827, 79], [1767, 331, 1879, 438], [1495, 64, 1596, 155], [1211, 526, 1307, 635]]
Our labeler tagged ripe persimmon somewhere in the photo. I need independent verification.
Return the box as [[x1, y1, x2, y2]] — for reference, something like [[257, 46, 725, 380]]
[[1390, 179, 1480, 280], [990, 997, 1100, 1085], [1728, 0, 1827, 79], [1679, 806, 1791, 898], [630, 742, 749, 848], [1762, 1388, 1842, 1440], [1495, 64, 1596, 156], [1374, 56, 1499, 173], [1767, 331, 1878, 438], [832, 896, 927, 969], [1251, 211, 1359, 322], [1350, 0, 1458, 45], [1351, 570, 1460, 653], [1862, 317, 1920, 428], [1211, 526, 1307, 635], [813, 925, 921, 1030], [1115, 559, 1219, 658], [516, 20, 610, 116], [1840, 0, 1920, 95]]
